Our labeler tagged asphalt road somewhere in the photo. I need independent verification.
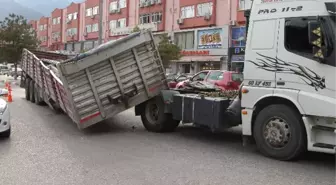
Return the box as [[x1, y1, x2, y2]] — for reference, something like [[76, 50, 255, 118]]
[[0, 82, 335, 185]]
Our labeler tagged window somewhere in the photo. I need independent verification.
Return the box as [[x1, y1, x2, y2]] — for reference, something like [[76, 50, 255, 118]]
[[39, 25, 44, 31], [192, 71, 208, 81], [86, 8, 92, 16], [284, 17, 317, 57], [174, 31, 194, 49], [92, 23, 99, 32], [139, 14, 150, 24], [56, 17, 61, 24], [207, 71, 223, 80], [93, 6, 99, 15], [197, 2, 213, 16], [117, 18, 126, 28], [86, 24, 92, 33], [43, 24, 47, 29], [119, 0, 126, 8], [73, 12, 78, 20], [181, 6, 195, 19], [67, 14, 72, 20], [110, 20, 117, 29], [52, 18, 57, 25], [152, 12, 162, 23], [67, 28, 77, 36], [110, 1, 118, 11]]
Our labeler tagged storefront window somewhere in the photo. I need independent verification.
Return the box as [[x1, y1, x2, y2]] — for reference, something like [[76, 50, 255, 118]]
[[231, 62, 244, 72]]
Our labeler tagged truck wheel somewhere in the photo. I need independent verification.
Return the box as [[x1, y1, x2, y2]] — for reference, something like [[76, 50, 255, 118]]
[[253, 104, 306, 161], [34, 84, 43, 105], [25, 79, 30, 101], [29, 80, 35, 103], [141, 98, 180, 133]]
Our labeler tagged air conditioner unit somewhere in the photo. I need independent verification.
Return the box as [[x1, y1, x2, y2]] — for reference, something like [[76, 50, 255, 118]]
[[83, 32, 88, 37], [150, 0, 155, 5], [145, 1, 151, 6], [156, 0, 162, 4], [116, 8, 121, 13], [204, 13, 211, 20], [91, 15, 95, 19], [230, 20, 236, 26], [66, 18, 71, 24], [139, 2, 144, 7], [177, 18, 184, 25]]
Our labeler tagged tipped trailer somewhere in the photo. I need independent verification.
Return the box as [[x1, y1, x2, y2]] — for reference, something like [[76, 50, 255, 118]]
[[21, 31, 168, 129]]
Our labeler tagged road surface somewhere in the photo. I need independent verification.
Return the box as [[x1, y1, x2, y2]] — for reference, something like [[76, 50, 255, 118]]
[[0, 80, 335, 185]]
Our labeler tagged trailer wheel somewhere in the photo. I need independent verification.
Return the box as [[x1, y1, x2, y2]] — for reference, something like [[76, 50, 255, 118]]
[[25, 78, 30, 101], [141, 98, 180, 133], [253, 104, 306, 161], [29, 80, 35, 103], [34, 84, 43, 105]]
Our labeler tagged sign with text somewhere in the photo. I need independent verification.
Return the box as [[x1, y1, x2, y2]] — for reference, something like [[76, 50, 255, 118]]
[[231, 27, 246, 47], [197, 28, 223, 49], [181, 50, 210, 56]]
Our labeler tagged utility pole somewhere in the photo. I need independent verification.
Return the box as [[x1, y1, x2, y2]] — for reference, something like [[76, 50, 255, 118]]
[[98, 0, 104, 45]]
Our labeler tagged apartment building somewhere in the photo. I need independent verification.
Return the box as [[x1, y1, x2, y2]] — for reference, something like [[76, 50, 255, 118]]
[[29, 0, 247, 73]]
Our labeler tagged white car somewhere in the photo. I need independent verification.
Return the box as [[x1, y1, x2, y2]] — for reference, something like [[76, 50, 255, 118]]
[[0, 89, 10, 138]]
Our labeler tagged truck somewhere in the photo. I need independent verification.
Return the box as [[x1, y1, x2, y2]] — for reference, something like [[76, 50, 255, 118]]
[[133, 0, 336, 161], [21, 31, 168, 129], [21, 0, 335, 161]]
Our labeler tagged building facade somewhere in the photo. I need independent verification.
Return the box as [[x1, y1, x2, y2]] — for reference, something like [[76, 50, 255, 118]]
[[29, 0, 247, 73]]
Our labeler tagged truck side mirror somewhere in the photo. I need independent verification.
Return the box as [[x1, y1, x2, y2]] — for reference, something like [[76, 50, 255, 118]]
[[308, 21, 326, 62]]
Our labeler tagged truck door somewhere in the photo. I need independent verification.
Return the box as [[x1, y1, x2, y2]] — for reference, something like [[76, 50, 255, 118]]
[[275, 17, 336, 118], [244, 19, 278, 88]]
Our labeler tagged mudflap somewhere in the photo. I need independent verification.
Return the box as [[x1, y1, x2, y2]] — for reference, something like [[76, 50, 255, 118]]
[[224, 97, 242, 127]]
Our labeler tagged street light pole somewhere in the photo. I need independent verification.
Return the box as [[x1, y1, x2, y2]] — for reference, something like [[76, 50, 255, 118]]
[[98, 0, 104, 45]]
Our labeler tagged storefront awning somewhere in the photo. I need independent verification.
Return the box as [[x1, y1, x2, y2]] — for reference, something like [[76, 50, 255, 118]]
[[173, 56, 223, 63]]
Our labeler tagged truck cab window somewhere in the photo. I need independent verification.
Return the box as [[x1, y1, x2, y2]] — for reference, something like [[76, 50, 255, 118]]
[[284, 17, 316, 57]]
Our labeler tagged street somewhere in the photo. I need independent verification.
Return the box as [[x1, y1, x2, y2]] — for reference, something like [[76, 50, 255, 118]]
[[0, 80, 335, 185]]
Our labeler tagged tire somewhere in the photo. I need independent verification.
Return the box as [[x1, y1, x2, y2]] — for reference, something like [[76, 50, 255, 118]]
[[0, 128, 11, 138], [253, 104, 306, 161], [25, 78, 30, 101], [29, 80, 35, 103], [34, 84, 43, 105], [141, 98, 180, 133]]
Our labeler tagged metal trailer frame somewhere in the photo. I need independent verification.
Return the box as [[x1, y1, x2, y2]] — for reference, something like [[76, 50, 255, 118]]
[[57, 31, 168, 129]]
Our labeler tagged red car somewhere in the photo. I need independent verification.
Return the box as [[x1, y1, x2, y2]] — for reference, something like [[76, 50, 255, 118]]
[[167, 74, 193, 88], [176, 70, 243, 90]]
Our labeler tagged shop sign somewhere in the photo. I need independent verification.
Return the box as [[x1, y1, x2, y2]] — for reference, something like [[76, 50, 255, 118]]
[[231, 55, 245, 62], [231, 27, 246, 47], [197, 28, 223, 49], [181, 50, 210, 56]]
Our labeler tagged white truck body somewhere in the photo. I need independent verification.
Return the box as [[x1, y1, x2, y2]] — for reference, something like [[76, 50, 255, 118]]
[[241, 0, 335, 156]]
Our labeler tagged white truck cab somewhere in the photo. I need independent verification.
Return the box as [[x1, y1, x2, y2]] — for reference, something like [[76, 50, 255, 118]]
[[241, 0, 335, 160]]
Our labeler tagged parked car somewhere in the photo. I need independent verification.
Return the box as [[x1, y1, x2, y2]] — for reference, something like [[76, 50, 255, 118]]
[[176, 70, 243, 90], [9, 67, 22, 77], [0, 65, 9, 76], [167, 73, 193, 88], [0, 89, 10, 138]]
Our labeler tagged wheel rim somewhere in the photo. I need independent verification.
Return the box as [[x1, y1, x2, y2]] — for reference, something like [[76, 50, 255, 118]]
[[145, 102, 159, 124], [263, 117, 291, 149]]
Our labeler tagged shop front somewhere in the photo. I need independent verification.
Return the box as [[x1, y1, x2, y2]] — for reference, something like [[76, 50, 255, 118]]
[[229, 26, 246, 72], [172, 27, 229, 74]]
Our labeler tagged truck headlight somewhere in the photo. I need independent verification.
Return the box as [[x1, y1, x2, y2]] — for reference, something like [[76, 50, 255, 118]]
[[0, 104, 8, 115]]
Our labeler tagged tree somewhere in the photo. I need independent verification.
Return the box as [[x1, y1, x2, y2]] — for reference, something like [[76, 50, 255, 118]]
[[0, 13, 39, 79], [132, 27, 181, 68], [157, 33, 181, 68]]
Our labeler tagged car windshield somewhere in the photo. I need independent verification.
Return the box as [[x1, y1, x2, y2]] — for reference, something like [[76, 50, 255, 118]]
[[231, 73, 243, 82]]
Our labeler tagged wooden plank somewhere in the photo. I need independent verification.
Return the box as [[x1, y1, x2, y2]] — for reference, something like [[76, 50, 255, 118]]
[[132, 48, 150, 96], [85, 68, 106, 118]]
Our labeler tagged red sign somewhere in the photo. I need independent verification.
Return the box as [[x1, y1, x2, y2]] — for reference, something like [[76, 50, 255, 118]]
[[181, 50, 210, 56]]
